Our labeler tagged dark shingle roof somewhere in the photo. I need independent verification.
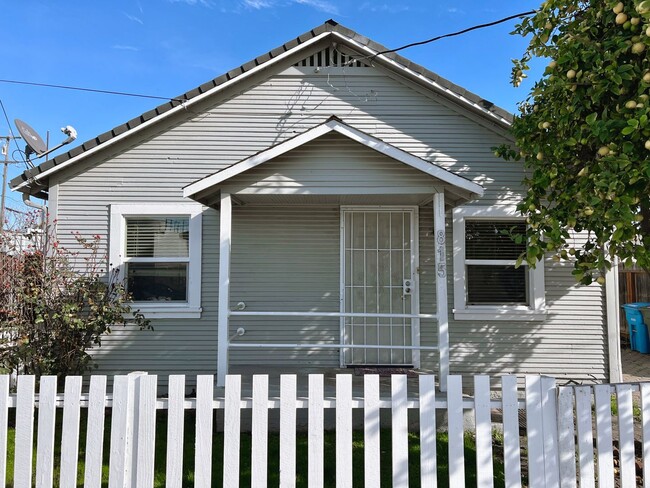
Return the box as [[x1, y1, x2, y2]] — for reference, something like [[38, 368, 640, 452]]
[[11, 19, 513, 195]]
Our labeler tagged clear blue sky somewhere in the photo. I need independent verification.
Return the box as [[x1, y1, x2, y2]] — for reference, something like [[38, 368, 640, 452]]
[[1, 0, 543, 214]]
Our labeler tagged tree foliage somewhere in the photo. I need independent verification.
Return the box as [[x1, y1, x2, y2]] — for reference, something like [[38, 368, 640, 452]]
[[0, 214, 150, 378], [496, 0, 650, 284]]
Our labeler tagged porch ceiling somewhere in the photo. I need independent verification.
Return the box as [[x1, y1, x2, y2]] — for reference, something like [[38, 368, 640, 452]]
[[184, 116, 483, 209]]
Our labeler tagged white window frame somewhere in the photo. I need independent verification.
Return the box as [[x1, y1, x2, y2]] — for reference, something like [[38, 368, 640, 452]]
[[452, 205, 546, 321], [109, 203, 203, 318]]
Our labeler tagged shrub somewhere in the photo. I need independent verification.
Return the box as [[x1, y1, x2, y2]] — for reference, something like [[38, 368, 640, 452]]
[[0, 213, 150, 378]]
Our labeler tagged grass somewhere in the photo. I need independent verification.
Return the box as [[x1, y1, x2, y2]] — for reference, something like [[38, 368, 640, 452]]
[[5, 411, 506, 487]]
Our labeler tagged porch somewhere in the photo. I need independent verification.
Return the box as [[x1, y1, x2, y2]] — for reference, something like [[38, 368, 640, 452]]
[[182, 118, 485, 389]]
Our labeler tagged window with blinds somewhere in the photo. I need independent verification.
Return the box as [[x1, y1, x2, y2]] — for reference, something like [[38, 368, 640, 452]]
[[465, 220, 528, 305], [124, 216, 190, 302]]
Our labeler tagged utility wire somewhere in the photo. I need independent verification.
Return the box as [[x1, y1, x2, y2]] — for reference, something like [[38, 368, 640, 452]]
[[0, 9, 539, 106], [371, 10, 537, 59], [0, 79, 185, 103], [0, 99, 30, 168]]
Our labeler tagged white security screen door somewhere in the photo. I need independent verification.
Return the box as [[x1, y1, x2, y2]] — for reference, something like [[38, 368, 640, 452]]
[[341, 208, 418, 366]]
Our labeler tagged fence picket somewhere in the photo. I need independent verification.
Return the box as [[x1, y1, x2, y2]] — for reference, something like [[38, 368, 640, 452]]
[[557, 387, 576, 488], [84, 375, 107, 488], [223, 375, 242, 488], [0, 376, 9, 488], [616, 384, 636, 488], [166, 375, 186, 488], [308, 374, 324, 488], [60, 376, 83, 488], [447, 375, 465, 487], [525, 376, 545, 488], [364, 374, 381, 488], [501, 375, 521, 488], [419, 375, 436, 488], [252, 375, 269, 488], [336, 374, 353, 488], [474, 375, 493, 488], [194, 375, 214, 488], [136, 375, 157, 488], [575, 387, 595, 488], [641, 383, 650, 488], [4, 371, 650, 488], [540, 377, 559, 487], [391, 374, 409, 488], [280, 375, 297, 488], [593, 385, 615, 488], [109, 376, 133, 488], [14, 375, 35, 488], [35, 376, 57, 488]]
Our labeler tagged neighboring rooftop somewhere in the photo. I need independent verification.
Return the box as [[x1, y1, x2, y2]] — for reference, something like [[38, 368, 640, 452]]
[[10, 19, 513, 198]]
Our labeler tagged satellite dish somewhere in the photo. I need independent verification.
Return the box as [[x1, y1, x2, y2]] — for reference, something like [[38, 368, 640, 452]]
[[14, 119, 47, 156]]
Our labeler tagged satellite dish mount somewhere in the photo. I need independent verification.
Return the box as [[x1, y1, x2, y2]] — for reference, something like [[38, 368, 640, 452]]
[[14, 119, 77, 162]]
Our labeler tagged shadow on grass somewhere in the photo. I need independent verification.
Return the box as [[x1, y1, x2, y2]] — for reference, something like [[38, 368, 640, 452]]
[[5, 410, 505, 487]]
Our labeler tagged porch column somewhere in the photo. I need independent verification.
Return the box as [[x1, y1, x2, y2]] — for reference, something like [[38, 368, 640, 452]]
[[433, 193, 449, 392], [605, 259, 622, 382], [217, 192, 232, 388]]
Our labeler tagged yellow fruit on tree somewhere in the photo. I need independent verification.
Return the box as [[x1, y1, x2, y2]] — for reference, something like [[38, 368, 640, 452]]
[[616, 12, 628, 24], [567, 69, 576, 79], [613, 2, 624, 14]]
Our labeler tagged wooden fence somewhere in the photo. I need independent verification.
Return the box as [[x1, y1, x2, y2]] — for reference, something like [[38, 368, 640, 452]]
[[0, 373, 648, 487]]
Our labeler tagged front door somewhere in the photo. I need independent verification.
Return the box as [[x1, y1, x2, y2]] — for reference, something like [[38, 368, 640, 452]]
[[341, 208, 418, 366]]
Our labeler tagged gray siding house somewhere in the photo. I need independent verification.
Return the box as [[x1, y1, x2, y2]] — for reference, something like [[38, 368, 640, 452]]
[[11, 21, 621, 388]]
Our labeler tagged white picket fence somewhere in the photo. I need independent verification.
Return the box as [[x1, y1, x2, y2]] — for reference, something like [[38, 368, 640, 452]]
[[0, 373, 647, 487]]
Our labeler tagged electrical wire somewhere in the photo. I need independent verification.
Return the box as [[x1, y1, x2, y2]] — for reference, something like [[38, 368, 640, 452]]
[[0, 99, 31, 169], [0, 9, 539, 107], [370, 10, 537, 60], [0, 79, 185, 103]]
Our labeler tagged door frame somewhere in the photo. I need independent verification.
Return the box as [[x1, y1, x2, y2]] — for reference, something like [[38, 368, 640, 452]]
[[339, 206, 420, 368]]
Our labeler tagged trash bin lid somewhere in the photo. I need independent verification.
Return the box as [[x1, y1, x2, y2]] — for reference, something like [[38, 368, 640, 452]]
[[622, 302, 650, 310]]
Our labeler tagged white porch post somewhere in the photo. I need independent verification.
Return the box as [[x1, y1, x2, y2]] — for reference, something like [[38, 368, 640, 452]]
[[433, 193, 449, 392], [605, 259, 622, 382], [217, 192, 232, 388]]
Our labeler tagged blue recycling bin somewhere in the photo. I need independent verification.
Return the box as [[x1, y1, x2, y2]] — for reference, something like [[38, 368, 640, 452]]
[[622, 303, 650, 353]]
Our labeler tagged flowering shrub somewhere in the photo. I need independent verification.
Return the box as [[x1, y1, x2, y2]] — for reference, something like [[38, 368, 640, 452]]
[[0, 214, 150, 378]]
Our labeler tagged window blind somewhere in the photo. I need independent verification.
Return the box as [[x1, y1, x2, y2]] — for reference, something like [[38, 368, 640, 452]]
[[125, 217, 189, 258], [465, 220, 526, 260]]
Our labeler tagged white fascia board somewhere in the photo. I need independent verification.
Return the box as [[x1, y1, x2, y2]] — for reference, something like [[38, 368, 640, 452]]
[[12, 32, 331, 193], [184, 118, 484, 198], [331, 32, 512, 127], [329, 121, 484, 196]]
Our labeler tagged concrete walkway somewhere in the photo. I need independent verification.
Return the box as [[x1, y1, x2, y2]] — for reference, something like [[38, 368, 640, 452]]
[[622, 346, 650, 383]]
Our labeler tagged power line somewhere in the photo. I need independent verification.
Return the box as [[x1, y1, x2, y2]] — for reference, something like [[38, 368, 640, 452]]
[[371, 10, 537, 58], [0, 10, 539, 112], [0, 79, 184, 103]]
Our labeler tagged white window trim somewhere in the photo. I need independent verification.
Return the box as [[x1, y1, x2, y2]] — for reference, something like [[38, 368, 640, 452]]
[[452, 205, 546, 321], [110, 203, 203, 319]]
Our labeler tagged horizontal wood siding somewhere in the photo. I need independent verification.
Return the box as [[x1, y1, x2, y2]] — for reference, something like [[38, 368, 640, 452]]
[[432, 213, 607, 383], [51, 51, 606, 381], [229, 206, 340, 366]]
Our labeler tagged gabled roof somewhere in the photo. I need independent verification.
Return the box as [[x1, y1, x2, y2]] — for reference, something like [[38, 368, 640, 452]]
[[184, 116, 484, 200], [11, 19, 512, 196]]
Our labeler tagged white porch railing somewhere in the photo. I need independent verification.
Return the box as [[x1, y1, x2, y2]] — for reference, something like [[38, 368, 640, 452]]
[[2, 373, 648, 487]]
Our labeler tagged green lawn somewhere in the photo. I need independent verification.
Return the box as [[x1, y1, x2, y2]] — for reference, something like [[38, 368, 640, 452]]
[[5, 411, 506, 487]]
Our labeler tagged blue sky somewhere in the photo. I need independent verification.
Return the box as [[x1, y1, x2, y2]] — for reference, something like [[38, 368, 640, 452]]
[[1, 0, 543, 214]]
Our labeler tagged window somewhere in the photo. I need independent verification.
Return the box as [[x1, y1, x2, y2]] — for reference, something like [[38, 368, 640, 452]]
[[452, 206, 545, 321], [110, 204, 203, 318]]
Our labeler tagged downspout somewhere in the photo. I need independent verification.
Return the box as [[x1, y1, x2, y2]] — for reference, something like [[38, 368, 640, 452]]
[[22, 193, 46, 212]]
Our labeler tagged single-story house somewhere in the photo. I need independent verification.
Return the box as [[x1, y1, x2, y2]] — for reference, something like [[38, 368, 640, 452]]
[[10, 21, 621, 389]]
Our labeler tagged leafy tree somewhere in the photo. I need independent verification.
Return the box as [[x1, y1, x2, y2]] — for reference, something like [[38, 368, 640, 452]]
[[0, 214, 150, 378], [497, 0, 650, 284]]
